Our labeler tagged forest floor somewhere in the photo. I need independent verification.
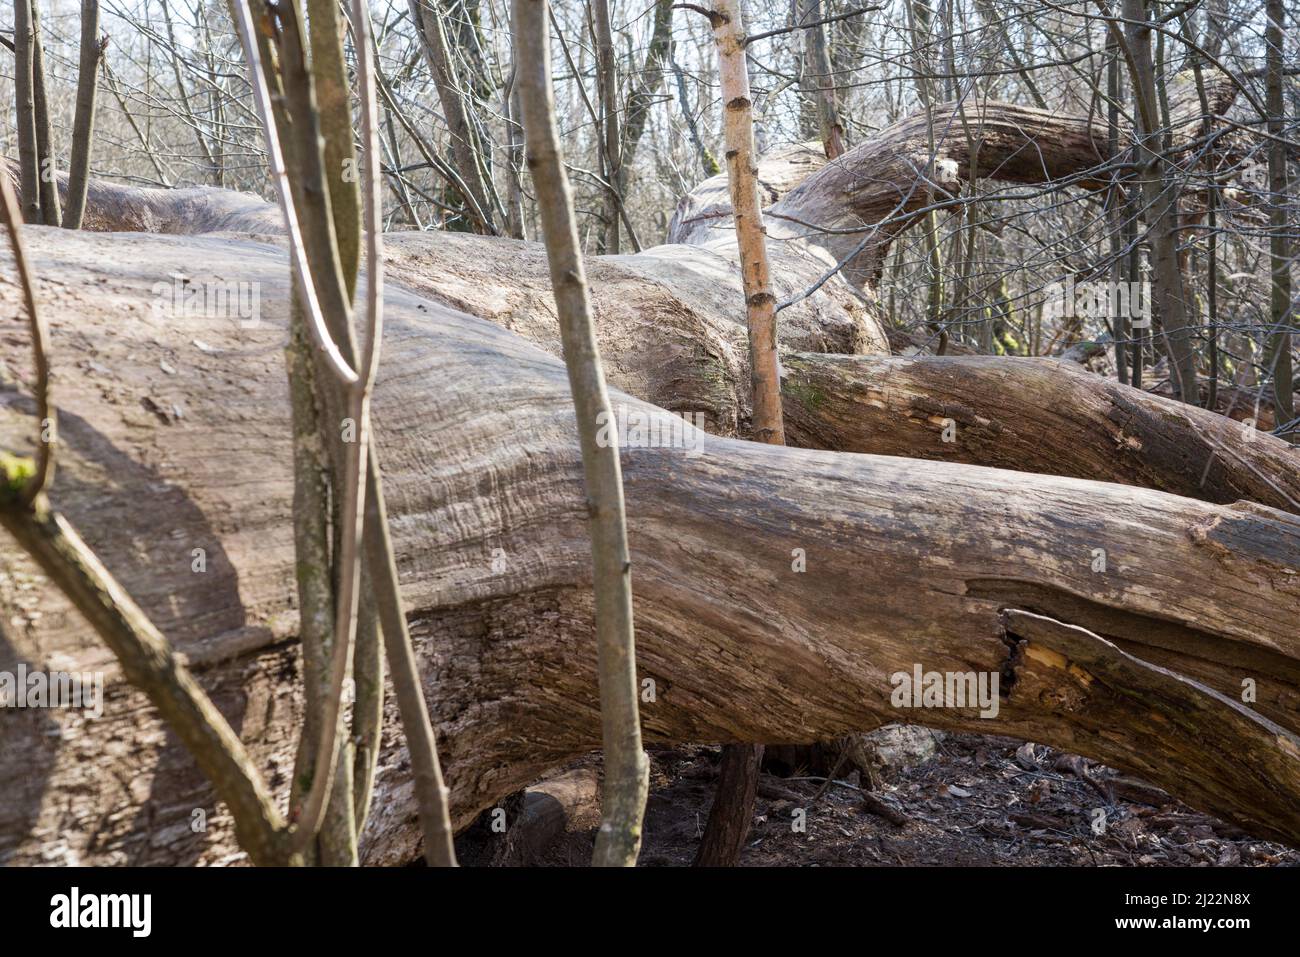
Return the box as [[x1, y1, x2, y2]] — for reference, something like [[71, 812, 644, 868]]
[[456, 731, 1300, 867]]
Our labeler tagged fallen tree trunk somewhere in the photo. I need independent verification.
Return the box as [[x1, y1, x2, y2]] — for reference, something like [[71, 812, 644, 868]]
[[369, 235, 1300, 515], [2, 97, 1295, 865], [2, 227, 1299, 867], [495, 767, 601, 865], [669, 103, 1115, 285], [3, 159, 284, 235], [780, 353, 1300, 513], [15, 103, 1289, 518]]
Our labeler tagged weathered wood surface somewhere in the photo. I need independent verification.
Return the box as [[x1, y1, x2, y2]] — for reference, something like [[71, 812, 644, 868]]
[[384, 241, 1300, 514], [670, 104, 1113, 285], [31, 128, 1288, 517], [2, 227, 1299, 866], [781, 353, 1300, 513], [2, 97, 1295, 865]]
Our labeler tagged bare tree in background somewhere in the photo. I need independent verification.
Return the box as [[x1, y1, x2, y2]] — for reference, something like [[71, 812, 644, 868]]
[[13, 0, 41, 223], [592, 0, 623, 253], [410, 0, 499, 234], [1264, 0, 1293, 436], [29, 1, 61, 226], [62, 0, 105, 230], [800, 0, 846, 158], [1112, 0, 1197, 404]]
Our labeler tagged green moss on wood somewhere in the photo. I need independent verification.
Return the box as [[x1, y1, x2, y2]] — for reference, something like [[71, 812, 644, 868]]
[[783, 378, 828, 410], [0, 452, 36, 504]]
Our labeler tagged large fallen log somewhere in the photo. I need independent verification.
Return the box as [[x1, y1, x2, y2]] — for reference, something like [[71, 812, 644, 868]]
[[21, 112, 1289, 515], [670, 104, 1113, 285], [780, 353, 1300, 513], [374, 233, 1300, 514], [2, 227, 1299, 867], [3, 97, 1295, 865], [669, 87, 1243, 284]]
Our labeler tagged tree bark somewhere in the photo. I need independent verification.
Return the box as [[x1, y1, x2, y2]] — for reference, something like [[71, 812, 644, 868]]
[[0, 499, 290, 866], [9, 96, 1286, 509], [1264, 0, 1293, 437], [669, 102, 1116, 288], [692, 743, 762, 866], [62, 0, 103, 230], [711, 0, 784, 444], [13, 0, 42, 224], [619, 1, 675, 191], [591, 0, 623, 254], [6, 97, 1268, 485], [409, 0, 497, 234], [780, 353, 1300, 513], [1119, 0, 1198, 404], [800, 0, 845, 160], [694, 0, 788, 865], [29, 1, 61, 227], [2, 95, 1293, 866]]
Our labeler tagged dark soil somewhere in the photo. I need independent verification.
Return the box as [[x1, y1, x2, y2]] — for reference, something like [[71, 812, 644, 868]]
[[456, 733, 1300, 867]]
